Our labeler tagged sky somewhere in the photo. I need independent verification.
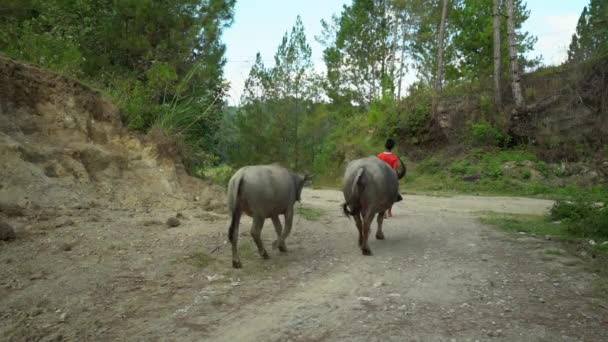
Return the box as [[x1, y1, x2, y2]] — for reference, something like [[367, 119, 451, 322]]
[[223, 0, 587, 105]]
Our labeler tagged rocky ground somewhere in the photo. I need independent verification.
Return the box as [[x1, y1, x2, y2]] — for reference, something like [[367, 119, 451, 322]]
[[1, 189, 607, 341]]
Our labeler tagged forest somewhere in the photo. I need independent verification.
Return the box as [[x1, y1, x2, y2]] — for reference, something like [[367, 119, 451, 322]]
[[1, 0, 607, 229]]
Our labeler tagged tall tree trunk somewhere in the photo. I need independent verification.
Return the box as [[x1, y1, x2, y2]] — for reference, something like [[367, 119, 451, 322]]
[[433, 0, 449, 116], [396, 35, 407, 99], [389, 9, 399, 97], [397, 12, 408, 100], [493, 0, 502, 109], [506, 0, 525, 112]]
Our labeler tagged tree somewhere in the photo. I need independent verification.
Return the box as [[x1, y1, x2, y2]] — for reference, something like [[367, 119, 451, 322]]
[[567, 1, 608, 63], [493, 0, 502, 108], [235, 16, 319, 170], [506, 0, 525, 112], [433, 0, 449, 116], [319, 0, 396, 107], [0, 0, 237, 169]]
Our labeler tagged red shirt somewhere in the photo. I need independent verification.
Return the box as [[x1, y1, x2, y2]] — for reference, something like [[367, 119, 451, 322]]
[[377, 151, 398, 170]]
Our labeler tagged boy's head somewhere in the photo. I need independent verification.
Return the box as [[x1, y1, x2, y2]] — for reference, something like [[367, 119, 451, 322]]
[[385, 138, 395, 151]]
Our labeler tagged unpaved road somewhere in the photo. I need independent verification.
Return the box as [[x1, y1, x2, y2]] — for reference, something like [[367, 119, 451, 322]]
[[1, 189, 607, 341]]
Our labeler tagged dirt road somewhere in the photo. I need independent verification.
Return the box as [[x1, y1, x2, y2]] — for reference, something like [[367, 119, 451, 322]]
[[1, 189, 607, 341]]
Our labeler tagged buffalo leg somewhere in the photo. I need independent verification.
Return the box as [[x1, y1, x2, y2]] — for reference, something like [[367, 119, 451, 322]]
[[280, 207, 294, 252], [376, 211, 385, 240], [250, 216, 269, 259], [361, 211, 375, 256], [354, 214, 364, 247], [271, 215, 287, 252], [229, 210, 242, 268]]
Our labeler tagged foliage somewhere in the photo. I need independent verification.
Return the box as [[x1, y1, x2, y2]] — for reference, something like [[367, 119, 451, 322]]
[[198, 164, 235, 188], [551, 198, 608, 239], [469, 121, 510, 147], [406, 148, 608, 202], [319, 0, 402, 105], [232, 16, 321, 171], [0, 0, 236, 172], [567, 0, 608, 63], [550, 199, 595, 222], [482, 211, 608, 255]]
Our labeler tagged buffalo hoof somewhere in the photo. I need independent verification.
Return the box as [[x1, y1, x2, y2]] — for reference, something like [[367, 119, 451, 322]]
[[232, 260, 242, 269], [361, 248, 373, 256], [261, 251, 270, 259], [273, 240, 288, 252], [376, 232, 385, 240]]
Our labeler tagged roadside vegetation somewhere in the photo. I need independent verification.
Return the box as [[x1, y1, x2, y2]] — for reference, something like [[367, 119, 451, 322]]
[[482, 196, 608, 256]]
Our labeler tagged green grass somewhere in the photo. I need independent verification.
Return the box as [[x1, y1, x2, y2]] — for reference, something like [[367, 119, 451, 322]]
[[593, 244, 608, 254], [480, 214, 569, 237], [188, 250, 216, 268], [404, 148, 608, 202], [544, 248, 565, 256], [296, 205, 325, 221], [481, 213, 608, 255]]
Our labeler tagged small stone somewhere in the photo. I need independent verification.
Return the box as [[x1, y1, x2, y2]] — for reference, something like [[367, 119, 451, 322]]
[[373, 281, 385, 288], [166, 217, 180, 228], [55, 219, 75, 228], [0, 222, 16, 241], [59, 312, 67, 322], [589, 240, 596, 246], [31, 307, 43, 317], [60, 242, 73, 252], [539, 298, 545, 303], [357, 297, 374, 302]]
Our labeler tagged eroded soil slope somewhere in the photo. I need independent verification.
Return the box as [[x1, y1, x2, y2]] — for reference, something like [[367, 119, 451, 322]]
[[0, 55, 224, 212]]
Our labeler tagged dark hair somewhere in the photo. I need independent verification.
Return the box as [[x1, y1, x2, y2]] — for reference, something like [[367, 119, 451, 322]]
[[385, 138, 395, 150]]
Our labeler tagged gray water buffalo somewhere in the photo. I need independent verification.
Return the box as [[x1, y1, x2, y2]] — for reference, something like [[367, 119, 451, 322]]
[[342, 156, 406, 255], [227, 164, 310, 268]]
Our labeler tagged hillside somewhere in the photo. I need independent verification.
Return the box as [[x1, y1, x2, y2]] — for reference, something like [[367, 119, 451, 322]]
[[0, 55, 225, 213]]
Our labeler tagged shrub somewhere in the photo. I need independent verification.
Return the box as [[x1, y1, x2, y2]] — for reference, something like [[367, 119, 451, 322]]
[[578, 208, 608, 238], [469, 121, 510, 147], [551, 198, 608, 238], [198, 164, 234, 188], [449, 160, 476, 175], [550, 199, 593, 221]]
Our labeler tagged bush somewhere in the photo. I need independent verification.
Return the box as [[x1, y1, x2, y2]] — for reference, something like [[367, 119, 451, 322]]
[[578, 208, 608, 238], [550, 199, 594, 221], [469, 121, 510, 147], [551, 198, 608, 238], [198, 164, 234, 188], [449, 160, 476, 175]]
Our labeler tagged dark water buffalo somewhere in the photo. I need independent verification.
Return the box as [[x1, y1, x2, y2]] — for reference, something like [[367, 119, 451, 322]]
[[342, 156, 406, 255], [227, 164, 310, 268]]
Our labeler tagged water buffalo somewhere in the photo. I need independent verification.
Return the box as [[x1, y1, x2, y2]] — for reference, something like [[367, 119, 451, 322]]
[[342, 156, 406, 255], [226, 164, 310, 268]]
